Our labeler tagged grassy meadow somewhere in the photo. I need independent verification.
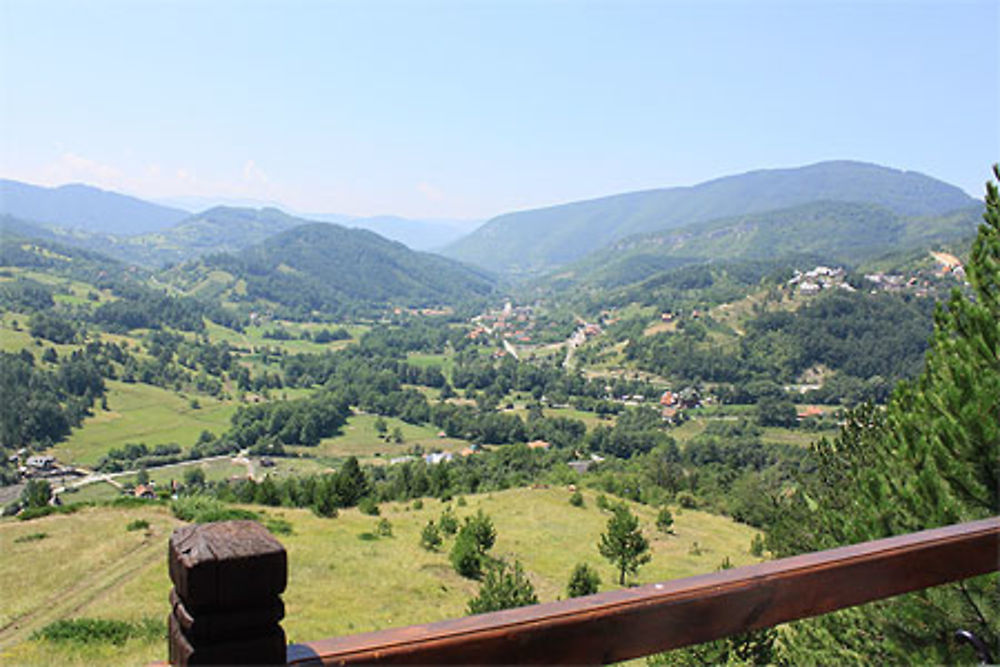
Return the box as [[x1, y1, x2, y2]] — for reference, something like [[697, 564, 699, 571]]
[[0, 487, 763, 665], [47, 380, 238, 468], [289, 413, 472, 462]]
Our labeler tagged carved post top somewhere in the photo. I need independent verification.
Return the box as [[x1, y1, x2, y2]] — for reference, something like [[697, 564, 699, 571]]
[[169, 520, 287, 610]]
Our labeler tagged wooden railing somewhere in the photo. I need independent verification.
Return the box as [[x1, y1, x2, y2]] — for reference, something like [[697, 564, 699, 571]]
[[166, 516, 1000, 665]]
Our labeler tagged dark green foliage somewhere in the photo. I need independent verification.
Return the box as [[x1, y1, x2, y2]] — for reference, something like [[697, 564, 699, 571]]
[[13, 532, 47, 543], [375, 518, 393, 537], [450, 529, 484, 578], [450, 510, 496, 578], [125, 519, 149, 532], [768, 166, 1000, 663], [628, 290, 935, 396], [566, 563, 601, 597], [31, 617, 165, 646], [264, 518, 293, 535], [438, 508, 459, 535], [467, 560, 538, 614], [170, 496, 257, 523], [569, 491, 584, 507], [599, 504, 651, 585], [21, 480, 52, 509], [28, 311, 78, 344], [0, 277, 54, 311], [655, 507, 674, 534], [755, 398, 798, 427], [201, 222, 494, 317], [420, 520, 442, 550]]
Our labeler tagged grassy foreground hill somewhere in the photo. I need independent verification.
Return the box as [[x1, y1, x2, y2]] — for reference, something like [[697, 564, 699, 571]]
[[0, 488, 762, 665]]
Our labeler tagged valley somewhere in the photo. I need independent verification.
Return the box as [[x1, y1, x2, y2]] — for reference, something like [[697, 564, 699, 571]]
[[0, 160, 995, 665]]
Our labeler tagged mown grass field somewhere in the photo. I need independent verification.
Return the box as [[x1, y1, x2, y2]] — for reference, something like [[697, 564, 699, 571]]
[[0, 487, 762, 665], [47, 381, 238, 468]]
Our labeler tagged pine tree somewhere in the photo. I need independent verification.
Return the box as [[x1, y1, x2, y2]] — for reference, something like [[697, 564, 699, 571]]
[[599, 503, 651, 585], [771, 166, 1000, 663]]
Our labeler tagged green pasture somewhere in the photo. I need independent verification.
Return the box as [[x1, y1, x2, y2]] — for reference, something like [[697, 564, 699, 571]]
[[0, 487, 762, 665], [289, 413, 469, 462], [48, 381, 238, 468]]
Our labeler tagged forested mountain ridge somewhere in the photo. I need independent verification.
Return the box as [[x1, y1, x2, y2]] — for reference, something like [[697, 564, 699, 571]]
[[444, 161, 979, 276], [167, 222, 496, 318], [548, 200, 983, 290], [0, 179, 189, 235]]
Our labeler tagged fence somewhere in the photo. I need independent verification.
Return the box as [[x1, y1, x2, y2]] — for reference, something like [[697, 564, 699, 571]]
[[165, 516, 999, 665]]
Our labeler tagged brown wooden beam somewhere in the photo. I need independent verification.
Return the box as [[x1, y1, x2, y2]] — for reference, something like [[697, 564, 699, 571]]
[[286, 516, 999, 665], [168, 520, 288, 665]]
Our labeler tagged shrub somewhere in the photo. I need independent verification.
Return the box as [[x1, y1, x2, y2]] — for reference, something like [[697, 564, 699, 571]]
[[358, 497, 380, 516], [569, 491, 584, 507], [467, 560, 538, 614], [566, 563, 601, 598], [126, 519, 150, 532], [31, 617, 164, 646], [420, 520, 442, 550], [450, 530, 484, 578], [438, 508, 458, 535], [412, 499, 424, 510], [656, 507, 674, 534], [750, 533, 765, 557], [596, 494, 610, 511], [264, 518, 293, 535], [14, 532, 47, 543], [376, 518, 393, 537], [676, 491, 698, 509], [171, 496, 257, 523]]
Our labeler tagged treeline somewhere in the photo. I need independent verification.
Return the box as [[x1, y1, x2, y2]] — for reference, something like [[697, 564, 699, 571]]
[[0, 348, 109, 449]]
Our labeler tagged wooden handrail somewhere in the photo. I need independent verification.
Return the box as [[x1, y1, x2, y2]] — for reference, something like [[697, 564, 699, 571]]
[[283, 517, 1000, 665]]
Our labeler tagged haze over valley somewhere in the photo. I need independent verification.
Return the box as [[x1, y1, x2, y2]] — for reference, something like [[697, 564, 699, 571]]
[[1, 1, 997, 664]]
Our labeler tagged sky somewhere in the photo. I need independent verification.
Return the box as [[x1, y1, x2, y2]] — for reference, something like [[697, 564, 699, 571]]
[[1, 0, 997, 220]]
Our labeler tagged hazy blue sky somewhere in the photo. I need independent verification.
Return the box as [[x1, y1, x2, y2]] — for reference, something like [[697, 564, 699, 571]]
[[1, 0, 997, 219]]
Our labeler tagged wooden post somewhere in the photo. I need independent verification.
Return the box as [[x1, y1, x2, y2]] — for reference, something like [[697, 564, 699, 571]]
[[168, 520, 288, 665]]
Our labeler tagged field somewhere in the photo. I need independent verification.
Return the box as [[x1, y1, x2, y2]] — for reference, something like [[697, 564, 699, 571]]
[[0, 487, 763, 665], [289, 413, 472, 462], [47, 381, 238, 468]]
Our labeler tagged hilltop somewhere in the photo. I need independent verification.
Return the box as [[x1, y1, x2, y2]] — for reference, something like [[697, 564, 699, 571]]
[[167, 222, 496, 317], [0, 179, 188, 236], [443, 161, 978, 276]]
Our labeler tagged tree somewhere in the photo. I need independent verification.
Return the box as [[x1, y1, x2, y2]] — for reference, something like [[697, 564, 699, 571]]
[[599, 503, 651, 585], [374, 416, 388, 437], [21, 479, 52, 509], [567, 563, 601, 598], [136, 467, 150, 486], [656, 507, 674, 534], [467, 560, 538, 614], [450, 510, 496, 578], [420, 520, 442, 550], [769, 166, 1000, 663], [391, 426, 404, 444], [183, 467, 206, 488]]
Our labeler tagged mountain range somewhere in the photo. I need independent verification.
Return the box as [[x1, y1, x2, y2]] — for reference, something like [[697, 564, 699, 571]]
[[442, 161, 979, 276]]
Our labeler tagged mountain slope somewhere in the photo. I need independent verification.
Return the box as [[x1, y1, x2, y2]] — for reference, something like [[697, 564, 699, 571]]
[[444, 161, 978, 276], [167, 222, 496, 316], [0, 179, 189, 235], [550, 201, 982, 290]]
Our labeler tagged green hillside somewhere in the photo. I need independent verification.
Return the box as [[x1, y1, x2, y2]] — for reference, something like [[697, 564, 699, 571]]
[[444, 161, 978, 276], [555, 201, 982, 290], [177, 222, 496, 317]]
